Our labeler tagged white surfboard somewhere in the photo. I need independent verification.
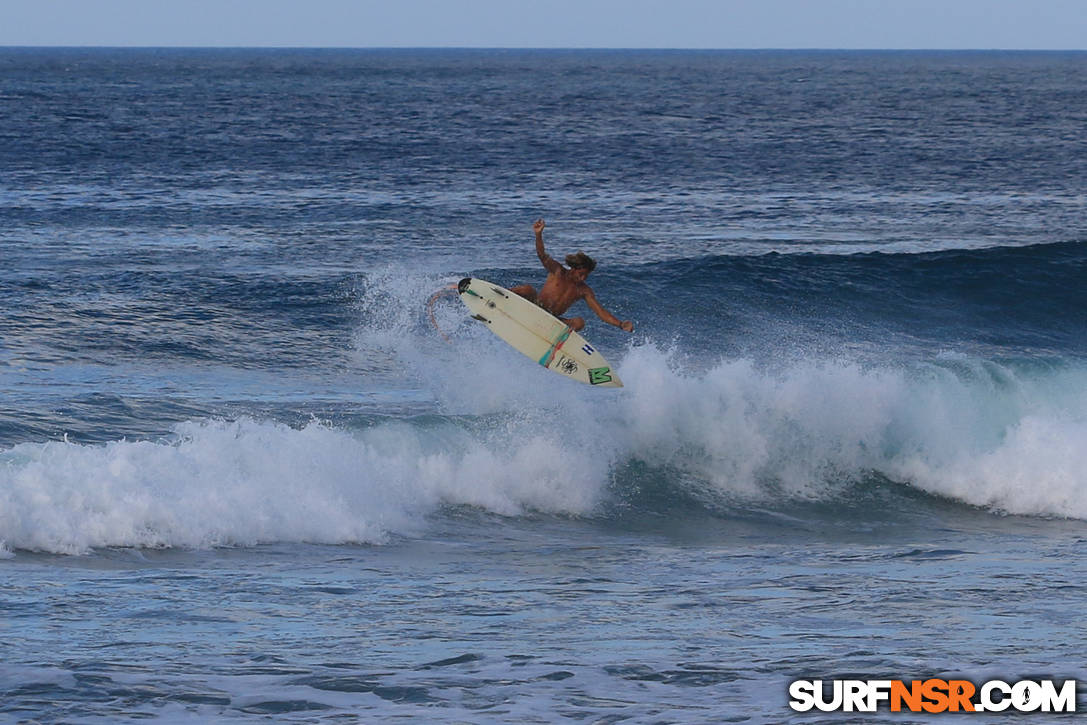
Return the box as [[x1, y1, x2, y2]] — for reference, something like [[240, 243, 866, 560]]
[[457, 277, 623, 388]]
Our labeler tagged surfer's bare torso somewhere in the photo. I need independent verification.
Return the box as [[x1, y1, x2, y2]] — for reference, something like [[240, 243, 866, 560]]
[[535, 268, 589, 318], [510, 219, 633, 333]]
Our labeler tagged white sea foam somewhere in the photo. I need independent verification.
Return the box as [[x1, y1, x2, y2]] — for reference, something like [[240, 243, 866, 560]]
[[2, 348, 1085, 555], [0, 414, 606, 555], [614, 345, 1087, 517], [3, 268, 1084, 555]]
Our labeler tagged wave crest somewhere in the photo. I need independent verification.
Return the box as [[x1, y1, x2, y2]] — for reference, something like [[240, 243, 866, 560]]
[[3, 344, 1085, 556]]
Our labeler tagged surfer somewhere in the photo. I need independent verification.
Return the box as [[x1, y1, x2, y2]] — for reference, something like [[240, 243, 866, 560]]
[[510, 219, 634, 333]]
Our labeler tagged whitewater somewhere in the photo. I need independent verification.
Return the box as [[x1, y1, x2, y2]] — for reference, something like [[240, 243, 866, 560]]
[[2, 48, 1086, 722], [4, 340, 1087, 558]]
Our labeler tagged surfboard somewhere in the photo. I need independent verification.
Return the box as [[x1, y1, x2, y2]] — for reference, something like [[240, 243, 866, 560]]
[[456, 277, 623, 388]]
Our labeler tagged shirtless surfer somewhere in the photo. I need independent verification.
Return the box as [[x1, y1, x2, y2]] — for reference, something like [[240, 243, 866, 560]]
[[510, 219, 634, 333]]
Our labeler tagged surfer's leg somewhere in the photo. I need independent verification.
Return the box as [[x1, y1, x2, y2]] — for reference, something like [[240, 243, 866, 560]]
[[510, 284, 537, 303], [560, 316, 585, 332], [426, 284, 458, 342]]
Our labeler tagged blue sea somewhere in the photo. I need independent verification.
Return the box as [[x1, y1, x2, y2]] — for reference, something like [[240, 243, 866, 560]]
[[2, 48, 1086, 722]]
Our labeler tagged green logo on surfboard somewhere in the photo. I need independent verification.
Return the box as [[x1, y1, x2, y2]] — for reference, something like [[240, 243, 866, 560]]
[[588, 367, 613, 385]]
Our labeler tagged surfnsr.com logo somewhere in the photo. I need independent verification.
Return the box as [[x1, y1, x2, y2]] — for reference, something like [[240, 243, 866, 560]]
[[789, 679, 1077, 713]]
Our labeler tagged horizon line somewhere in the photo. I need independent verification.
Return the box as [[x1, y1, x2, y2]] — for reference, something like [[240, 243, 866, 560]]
[[2, 45, 1086, 52]]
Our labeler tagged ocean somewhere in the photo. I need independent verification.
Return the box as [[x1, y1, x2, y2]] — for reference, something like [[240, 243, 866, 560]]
[[1, 48, 1085, 722]]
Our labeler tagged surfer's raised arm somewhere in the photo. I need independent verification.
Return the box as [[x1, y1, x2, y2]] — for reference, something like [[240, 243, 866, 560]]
[[583, 287, 634, 333], [534, 218, 561, 274], [511, 218, 632, 334]]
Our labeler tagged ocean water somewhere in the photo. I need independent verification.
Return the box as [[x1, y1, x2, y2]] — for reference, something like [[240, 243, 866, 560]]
[[1, 48, 1086, 722]]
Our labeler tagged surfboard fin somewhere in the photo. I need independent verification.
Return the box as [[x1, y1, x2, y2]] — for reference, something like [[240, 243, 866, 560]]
[[471, 314, 491, 324]]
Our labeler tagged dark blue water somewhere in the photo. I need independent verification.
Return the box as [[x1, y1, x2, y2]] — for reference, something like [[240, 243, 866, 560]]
[[2, 49, 1086, 722]]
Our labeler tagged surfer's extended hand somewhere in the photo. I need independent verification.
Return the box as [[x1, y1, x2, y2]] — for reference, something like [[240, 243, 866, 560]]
[[533, 218, 545, 235], [620, 320, 634, 332]]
